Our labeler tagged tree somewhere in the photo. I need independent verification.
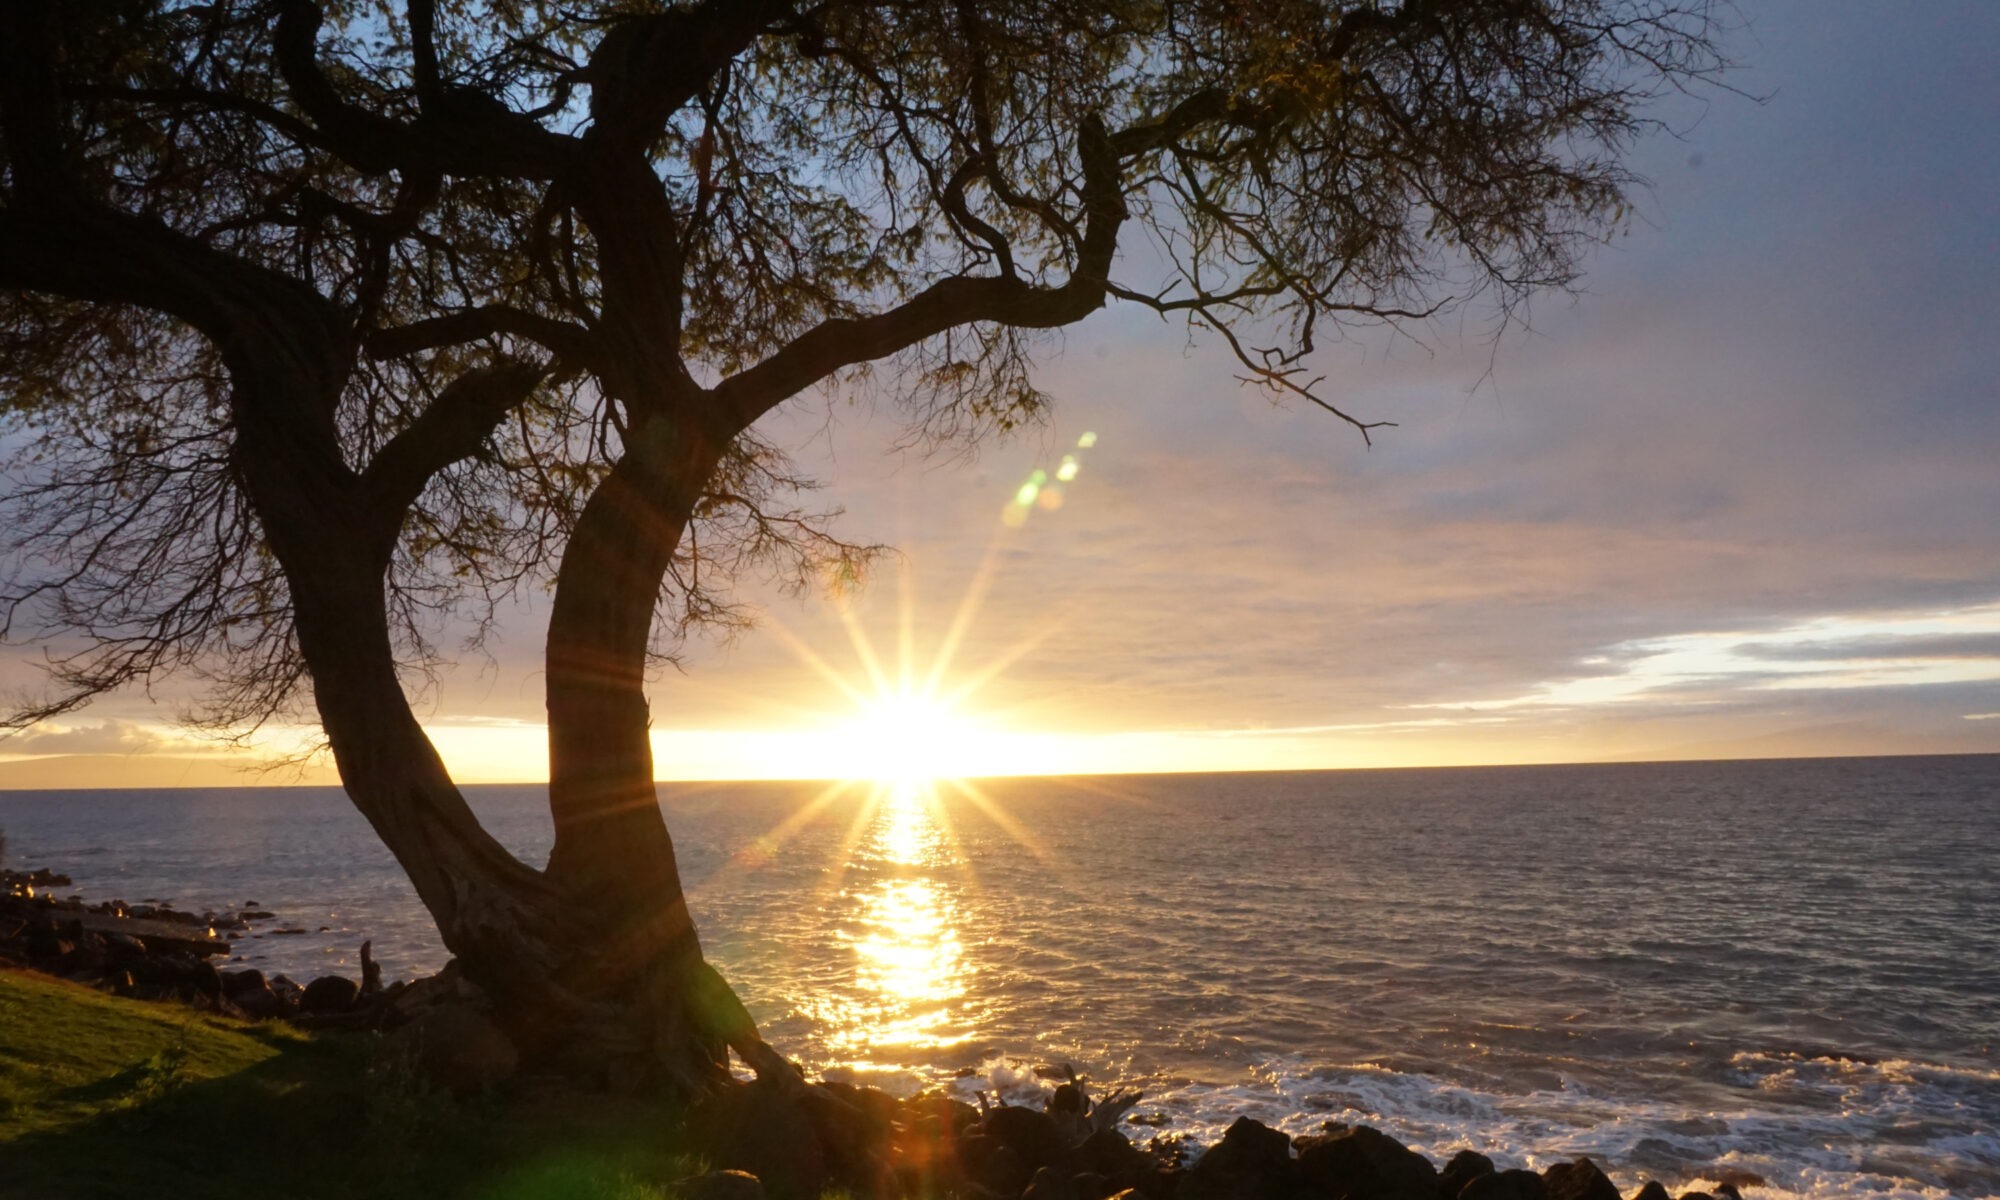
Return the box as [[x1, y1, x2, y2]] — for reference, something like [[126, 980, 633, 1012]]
[[0, 0, 1729, 1093]]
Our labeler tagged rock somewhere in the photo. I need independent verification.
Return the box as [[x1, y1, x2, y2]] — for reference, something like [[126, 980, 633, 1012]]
[[53, 942, 107, 978], [268, 974, 305, 1010], [1024, 1165, 1081, 1200], [1460, 1170, 1548, 1200], [395, 1003, 518, 1095], [24, 927, 73, 961], [188, 960, 224, 997], [677, 1171, 767, 1200], [1543, 1159, 1619, 1200], [1441, 1151, 1497, 1197], [1676, 1193, 1716, 1200], [687, 1079, 829, 1200], [1078, 1127, 1153, 1188], [300, 974, 359, 1014], [1294, 1124, 1436, 1200], [1049, 1082, 1087, 1116], [1628, 1184, 1670, 1200], [983, 1104, 1075, 1174], [1074, 1170, 1116, 1200], [1183, 1117, 1297, 1200], [228, 976, 284, 1020]]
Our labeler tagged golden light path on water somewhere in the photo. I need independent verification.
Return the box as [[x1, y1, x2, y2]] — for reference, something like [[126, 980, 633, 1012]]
[[728, 434, 1103, 1070], [800, 782, 975, 1069]]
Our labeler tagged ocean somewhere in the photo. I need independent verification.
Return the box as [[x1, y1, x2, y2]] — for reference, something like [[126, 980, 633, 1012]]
[[2, 756, 1996, 1198]]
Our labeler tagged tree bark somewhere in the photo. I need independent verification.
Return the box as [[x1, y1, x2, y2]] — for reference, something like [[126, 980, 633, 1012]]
[[541, 411, 780, 1088]]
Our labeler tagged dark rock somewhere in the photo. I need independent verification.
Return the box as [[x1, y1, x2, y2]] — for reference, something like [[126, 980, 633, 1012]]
[[798, 1082, 896, 1193], [1049, 1082, 1087, 1116], [232, 977, 284, 1019], [972, 1144, 1032, 1196], [188, 960, 224, 998], [1074, 1171, 1117, 1200], [1441, 1151, 1497, 1197], [1183, 1117, 1297, 1200], [1628, 1184, 1670, 1200], [300, 974, 359, 1014], [677, 1170, 768, 1200], [687, 1080, 829, 1200], [103, 932, 148, 960], [1460, 1170, 1548, 1200], [1025, 1165, 1080, 1200], [1542, 1159, 1619, 1200], [1710, 1180, 1757, 1199], [1079, 1127, 1153, 1186], [268, 974, 305, 1011], [24, 928, 73, 961], [1675, 1193, 1716, 1200], [1294, 1124, 1436, 1200], [984, 1104, 1074, 1173], [53, 943, 107, 978]]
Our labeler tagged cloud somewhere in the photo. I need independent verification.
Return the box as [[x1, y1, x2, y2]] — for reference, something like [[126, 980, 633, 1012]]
[[0, 719, 196, 758], [1735, 634, 2000, 663]]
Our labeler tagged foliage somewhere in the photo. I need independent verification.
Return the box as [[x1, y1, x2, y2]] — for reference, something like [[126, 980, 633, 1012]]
[[0, 0, 1731, 743]]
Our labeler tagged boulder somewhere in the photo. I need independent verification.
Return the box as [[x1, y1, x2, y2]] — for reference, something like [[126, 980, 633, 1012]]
[[301, 974, 360, 1014], [677, 1170, 767, 1200], [1542, 1159, 1619, 1200], [1073, 1170, 1116, 1200], [24, 927, 73, 961], [976, 1144, 1033, 1196], [984, 1104, 1075, 1174], [1440, 1151, 1497, 1198], [1294, 1125, 1436, 1200], [1078, 1127, 1154, 1189], [268, 973, 305, 1010], [687, 1079, 829, 1200], [396, 1003, 518, 1095], [1024, 1165, 1081, 1200], [1183, 1117, 1297, 1200], [1628, 1184, 1670, 1200], [188, 960, 224, 998], [1459, 1170, 1548, 1200]]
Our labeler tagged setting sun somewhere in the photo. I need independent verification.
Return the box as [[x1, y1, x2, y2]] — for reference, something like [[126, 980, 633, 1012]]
[[831, 692, 989, 784]]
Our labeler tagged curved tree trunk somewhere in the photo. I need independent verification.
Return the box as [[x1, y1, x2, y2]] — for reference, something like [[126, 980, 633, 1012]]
[[541, 412, 781, 1089]]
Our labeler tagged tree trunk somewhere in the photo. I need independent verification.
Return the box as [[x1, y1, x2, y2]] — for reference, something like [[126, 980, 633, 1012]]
[[541, 411, 779, 1088]]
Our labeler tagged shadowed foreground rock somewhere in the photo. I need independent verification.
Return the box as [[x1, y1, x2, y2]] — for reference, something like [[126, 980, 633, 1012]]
[[670, 1064, 1715, 1200]]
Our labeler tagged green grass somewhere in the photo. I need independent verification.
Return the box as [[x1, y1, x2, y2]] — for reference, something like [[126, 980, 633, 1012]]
[[0, 970, 693, 1200]]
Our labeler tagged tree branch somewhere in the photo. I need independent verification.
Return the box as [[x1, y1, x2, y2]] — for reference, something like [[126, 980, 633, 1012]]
[[711, 113, 1127, 430], [362, 358, 547, 534], [368, 307, 598, 366]]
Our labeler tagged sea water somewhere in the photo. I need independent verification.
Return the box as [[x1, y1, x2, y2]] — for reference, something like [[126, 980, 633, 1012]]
[[3, 755, 1996, 1198]]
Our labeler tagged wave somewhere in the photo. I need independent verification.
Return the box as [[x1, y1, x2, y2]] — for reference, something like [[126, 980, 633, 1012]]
[[935, 1053, 1999, 1200]]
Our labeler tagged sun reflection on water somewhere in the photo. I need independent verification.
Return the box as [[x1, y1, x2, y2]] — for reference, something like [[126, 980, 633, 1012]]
[[809, 782, 975, 1069]]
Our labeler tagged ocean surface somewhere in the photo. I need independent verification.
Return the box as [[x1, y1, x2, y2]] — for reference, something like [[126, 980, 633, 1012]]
[[2, 756, 1996, 1199]]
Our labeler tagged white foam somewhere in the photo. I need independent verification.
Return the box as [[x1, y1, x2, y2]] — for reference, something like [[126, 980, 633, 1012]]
[[923, 1052, 2000, 1200]]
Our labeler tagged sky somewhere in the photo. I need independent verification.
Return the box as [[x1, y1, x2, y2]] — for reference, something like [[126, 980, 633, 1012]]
[[4, 0, 1999, 787]]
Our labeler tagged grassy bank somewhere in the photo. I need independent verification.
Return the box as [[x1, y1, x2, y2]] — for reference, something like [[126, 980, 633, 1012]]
[[0, 969, 689, 1199]]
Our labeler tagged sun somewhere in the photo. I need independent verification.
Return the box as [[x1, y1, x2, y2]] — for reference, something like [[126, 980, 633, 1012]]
[[835, 690, 988, 785]]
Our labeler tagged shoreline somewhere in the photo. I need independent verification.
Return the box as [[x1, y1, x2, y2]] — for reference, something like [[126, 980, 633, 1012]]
[[6, 861, 1770, 1200]]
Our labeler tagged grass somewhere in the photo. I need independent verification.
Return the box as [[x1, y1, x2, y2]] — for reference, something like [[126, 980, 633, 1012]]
[[0, 970, 697, 1199]]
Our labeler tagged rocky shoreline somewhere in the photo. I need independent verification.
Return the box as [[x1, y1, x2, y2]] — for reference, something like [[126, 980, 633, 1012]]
[[4, 863, 1751, 1200], [0, 864, 470, 1035], [680, 1068, 1758, 1200]]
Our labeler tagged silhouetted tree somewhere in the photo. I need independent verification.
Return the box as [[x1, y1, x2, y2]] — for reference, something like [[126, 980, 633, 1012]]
[[0, 0, 1729, 1092]]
